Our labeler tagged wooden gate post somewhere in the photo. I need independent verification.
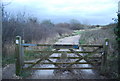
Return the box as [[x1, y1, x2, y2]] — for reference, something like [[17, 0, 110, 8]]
[[15, 36, 24, 76], [101, 39, 109, 74], [21, 40, 25, 66]]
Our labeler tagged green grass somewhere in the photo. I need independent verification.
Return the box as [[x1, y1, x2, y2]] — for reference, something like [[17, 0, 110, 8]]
[[24, 47, 52, 61], [73, 30, 84, 35], [2, 54, 16, 67], [79, 39, 86, 44], [19, 70, 32, 78]]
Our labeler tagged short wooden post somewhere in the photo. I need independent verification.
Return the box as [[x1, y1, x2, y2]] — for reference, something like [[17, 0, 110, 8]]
[[101, 39, 109, 74], [15, 36, 24, 76]]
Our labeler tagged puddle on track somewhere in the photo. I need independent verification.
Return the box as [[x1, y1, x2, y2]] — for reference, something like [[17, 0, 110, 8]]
[[32, 65, 55, 79]]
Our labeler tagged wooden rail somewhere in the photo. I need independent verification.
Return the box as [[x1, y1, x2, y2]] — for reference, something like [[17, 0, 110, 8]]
[[33, 50, 100, 54], [48, 57, 101, 59], [22, 43, 103, 47], [24, 67, 95, 70], [24, 62, 100, 64]]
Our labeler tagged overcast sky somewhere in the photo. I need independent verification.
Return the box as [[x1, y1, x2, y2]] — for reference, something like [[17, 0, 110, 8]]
[[3, 0, 119, 25]]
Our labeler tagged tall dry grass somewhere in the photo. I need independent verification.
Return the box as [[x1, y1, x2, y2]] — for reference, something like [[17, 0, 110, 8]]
[[80, 23, 118, 78]]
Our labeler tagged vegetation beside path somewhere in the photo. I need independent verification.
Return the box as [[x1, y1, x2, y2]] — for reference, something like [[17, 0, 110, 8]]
[[79, 23, 118, 79]]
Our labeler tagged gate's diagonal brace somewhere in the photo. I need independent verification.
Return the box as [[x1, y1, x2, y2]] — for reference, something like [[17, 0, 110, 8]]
[[24, 49, 60, 70], [24, 54, 53, 70], [66, 57, 83, 68], [92, 47, 102, 53], [83, 55, 98, 66], [66, 49, 84, 67], [46, 59, 61, 68], [84, 58, 96, 66], [68, 49, 101, 67], [69, 49, 83, 57]]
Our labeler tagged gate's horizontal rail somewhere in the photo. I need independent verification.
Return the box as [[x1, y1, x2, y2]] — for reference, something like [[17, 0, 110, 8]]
[[24, 62, 90, 64], [48, 57, 101, 59], [33, 51, 100, 53], [79, 44, 103, 47], [24, 67, 95, 70], [22, 44, 103, 47], [24, 62, 101, 64]]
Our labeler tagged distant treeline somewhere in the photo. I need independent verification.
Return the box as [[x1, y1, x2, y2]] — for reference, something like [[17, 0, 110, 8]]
[[2, 12, 86, 56]]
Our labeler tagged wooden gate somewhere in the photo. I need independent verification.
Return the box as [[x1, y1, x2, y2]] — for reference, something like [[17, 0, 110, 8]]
[[15, 36, 109, 76]]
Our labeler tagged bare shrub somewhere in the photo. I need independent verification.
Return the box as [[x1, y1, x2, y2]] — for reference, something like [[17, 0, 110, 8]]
[[55, 23, 71, 29], [69, 19, 84, 30], [2, 14, 72, 58]]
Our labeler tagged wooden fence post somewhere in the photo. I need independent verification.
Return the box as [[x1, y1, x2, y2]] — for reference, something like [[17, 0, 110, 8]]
[[15, 36, 24, 76], [101, 39, 109, 74]]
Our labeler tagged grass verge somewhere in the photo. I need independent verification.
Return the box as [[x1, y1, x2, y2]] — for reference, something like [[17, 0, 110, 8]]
[[24, 47, 52, 61], [2, 55, 16, 67]]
